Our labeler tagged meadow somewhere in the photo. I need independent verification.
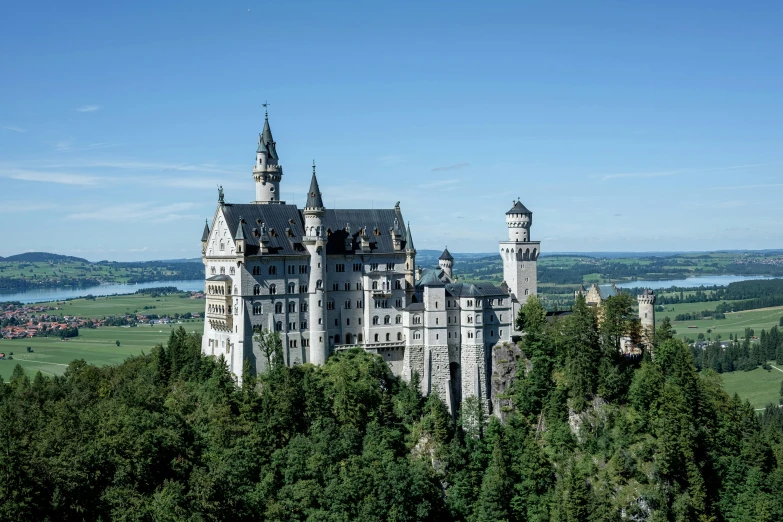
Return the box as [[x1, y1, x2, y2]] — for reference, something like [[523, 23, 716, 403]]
[[718, 363, 783, 410], [46, 292, 205, 319], [659, 303, 783, 341], [0, 322, 204, 381]]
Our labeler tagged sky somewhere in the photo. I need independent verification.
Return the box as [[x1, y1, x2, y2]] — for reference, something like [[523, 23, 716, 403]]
[[1, 1, 782, 261]]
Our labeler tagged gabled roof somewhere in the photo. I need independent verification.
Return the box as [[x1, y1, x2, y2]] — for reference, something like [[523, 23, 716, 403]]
[[445, 282, 509, 298], [206, 274, 232, 281], [439, 248, 454, 261], [201, 220, 210, 242], [506, 200, 531, 215], [418, 270, 445, 287]]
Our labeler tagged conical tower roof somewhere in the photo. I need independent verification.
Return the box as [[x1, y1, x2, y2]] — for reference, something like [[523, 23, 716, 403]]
[[405, 222, 416, 252], [305, 163, 324, 209], [506, 200, 531, 214], [201, 220, 210, 241], [257, 112, 279, 159], [439, 247, 454, 261], [234, 217, 246, 240]]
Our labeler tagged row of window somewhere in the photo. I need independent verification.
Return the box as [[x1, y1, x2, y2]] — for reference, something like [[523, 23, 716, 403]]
[[251, 265, 309, 276], [207, 285, 228, 295], [210, 266, 235, 276]]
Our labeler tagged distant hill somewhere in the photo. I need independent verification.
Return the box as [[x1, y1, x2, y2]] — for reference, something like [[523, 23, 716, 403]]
[[2, 252, 90, 263]]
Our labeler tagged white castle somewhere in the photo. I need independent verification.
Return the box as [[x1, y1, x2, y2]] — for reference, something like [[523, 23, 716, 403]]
[[200, 112, 539, 414]]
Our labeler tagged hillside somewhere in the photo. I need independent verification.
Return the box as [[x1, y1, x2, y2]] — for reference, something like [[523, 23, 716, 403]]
[[1, 252, 89, 263]]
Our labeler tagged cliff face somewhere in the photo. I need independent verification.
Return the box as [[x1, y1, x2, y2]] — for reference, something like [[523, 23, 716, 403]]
[[490, 341, 525, 422]]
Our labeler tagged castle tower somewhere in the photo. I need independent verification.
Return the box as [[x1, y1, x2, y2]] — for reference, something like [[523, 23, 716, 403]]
[[253, 110, 285, 204], [499, 200, 541, 326], [201, 219, 210, 255], [638, 288, 656, 350], [404, 222, 416, 300], [302, 163, 328, 365], [439, 248, 454, 280]]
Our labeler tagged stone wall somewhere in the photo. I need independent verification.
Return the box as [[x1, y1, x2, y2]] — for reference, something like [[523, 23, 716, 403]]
[[491, 341, 523, 422]]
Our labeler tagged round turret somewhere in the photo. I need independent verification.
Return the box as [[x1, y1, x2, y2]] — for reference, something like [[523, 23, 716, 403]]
[[506, 200, 532, 242], [438, 248, 454, 278], [637, 289, 655, 345]]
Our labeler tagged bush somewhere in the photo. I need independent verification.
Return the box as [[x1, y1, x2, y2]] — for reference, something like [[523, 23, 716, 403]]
[[115, 340, 120, 347]]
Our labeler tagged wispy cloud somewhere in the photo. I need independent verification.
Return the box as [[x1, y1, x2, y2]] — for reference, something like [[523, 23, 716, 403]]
[[431, 162, 470, 172], [76, 105, 100, 112], [2, 125, 25, 133], [53, 141, 114, 153], [67, 202, 198, 222], [0, 166, 101, 186], [416, 178, 461, 190], [707, 183, 783, 191], [598, 163, 769, 181], [378, 155, 403, 165]]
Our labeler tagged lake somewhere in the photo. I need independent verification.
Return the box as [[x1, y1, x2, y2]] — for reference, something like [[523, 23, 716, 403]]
[[0, 280, 205, 304], [614, 275, 776, 290]]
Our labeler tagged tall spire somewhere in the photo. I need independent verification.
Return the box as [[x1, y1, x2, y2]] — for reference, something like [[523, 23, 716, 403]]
[[234, 217, 246, 240], [258, 109, 278, 160], [201, 219, 210, 242], [305, 161, 324, 209], [405, 222, 416, 253]]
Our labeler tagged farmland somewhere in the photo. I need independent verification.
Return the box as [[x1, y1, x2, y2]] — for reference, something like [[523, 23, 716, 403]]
[[718, 363, 783, 410], [44, 292, 205, 319], [0, 322, 204, 381]]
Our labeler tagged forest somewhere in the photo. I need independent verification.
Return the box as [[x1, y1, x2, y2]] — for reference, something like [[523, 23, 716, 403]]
[[2, 294, 783, 521]]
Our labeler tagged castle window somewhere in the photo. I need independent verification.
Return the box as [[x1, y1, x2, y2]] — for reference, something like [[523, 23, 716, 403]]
[[275, 303, 283, 314], [356, 282, 362, 290], [500, 314, 503, 321], [253, 285, 260, 295], [288, 283, 296, 294], [358, 333, 363, 342], [414, 332, 421, 340], [288, 265, 295, 274], [288, 302, 296, 313], [220, 242, 225, 251], [316, 280, 322, 289], [270, 284, 277, 295], [373, 316, 379, 325], [357, 299, 363, 308], [384, 315, 390, 325], [302, 303, 308, 312], [467, 316, 473, 324], [395, 315, 401, 324], [413, 315, 422, 325], [334, 319, 338, 326], [491, 331, 494, 337], [500, 330, 503, 337], [220, 266, 225, 275], [468, 332, 473, 339], [300, 265, 308, 274], [395, 298, 402, 308], [436, 334, 439, 340], [300, 285, 308, 293], [301, 320, 308, 329], [524, 289, 529, 295], [230, 267, 235, 275], [374, 334, 379, 342], [211, 267, 216, 275], [372, 281, 378, 290], [269, 266, 276, 275], [346, 333, 352, 344], [386, 333, 390, 341], [327, 300, 335, 310], [275, 321, 282, 331], [370, 263, 379, 271], [358, 318, 362, 325], [353, 263, 361, 272], [344, 282, 350, 291], [345, 300, 351, 309], [253, 266, 260, 275], [346, 318, 350, 325], [388, 263, 395, 270], [253, 304, 262, 315], [289, 322, 296, 330], [435, 301, 438, 309], [395, 280, 401, 290], [318, 300, 322, 307], [332, 283, 339, 291], [436, 318, 439, 325], [336, 263, 345, 272]]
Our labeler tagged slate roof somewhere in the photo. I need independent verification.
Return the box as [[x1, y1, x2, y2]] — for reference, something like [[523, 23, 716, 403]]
[[234, 217, 246, 240], [305, 172, 324, 209], [206, 275, 232, 281], [641, 288, 654, 296], [417, 270, 446, 287], [218, 204, 409, 257], [257, 115, 279, 159], [405, 222, 416, 252], [506, 200, 532, 215], [201, 220, 210, 242], [439, 248, 454, 261], [445, 282, 508, 298]]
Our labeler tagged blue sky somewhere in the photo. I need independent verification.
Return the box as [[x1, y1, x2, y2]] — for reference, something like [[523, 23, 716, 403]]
[[1, 1, 781, 261]]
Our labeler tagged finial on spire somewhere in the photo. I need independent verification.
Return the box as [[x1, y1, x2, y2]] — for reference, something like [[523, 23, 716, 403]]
[[312, 159, 316, 175], [262, 101, 270, 119], [218, 185, 224, 204]]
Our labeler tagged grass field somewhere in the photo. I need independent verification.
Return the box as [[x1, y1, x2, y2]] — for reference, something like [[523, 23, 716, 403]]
[[0, 322, 204, 381], [718, 363, 783, 410], [44, 293, 205, 319], [660, 304, 783, 341]]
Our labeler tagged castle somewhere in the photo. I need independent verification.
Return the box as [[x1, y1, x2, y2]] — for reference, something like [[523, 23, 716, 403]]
[[200, 112, 539, 415]]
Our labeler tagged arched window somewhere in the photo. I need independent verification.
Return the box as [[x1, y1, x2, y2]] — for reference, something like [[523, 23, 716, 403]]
[[275, 302, 283, 314], [269, 266, 277, 275], [397, 332, 402, 341], [288, 283, 295, 294], [211, 266, 216, 275], [384, 315, 390, 325], [524, 289, 529, 295], [270, 284, 276, 295], [302, 302, 308, 312], [275, 321, 282, 331], [220, 267, 225, 275], [372, 281, 378, 290], [316, 280, 322, 289], [374, 334, 379, 342], [252, 266, 260, 275], [253, 284, 260, 295], [386, 333, 390, 341], [395, 315, 401, 324], [395, 280, 402, 290], [372, 316, 379, 325], [345, 333, 352, 344], [288, 302, 296, 313]]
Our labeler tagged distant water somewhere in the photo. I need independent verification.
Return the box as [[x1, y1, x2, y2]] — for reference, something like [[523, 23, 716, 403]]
[[614, 275, 775, 290], [0, 280, 204, 304]]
